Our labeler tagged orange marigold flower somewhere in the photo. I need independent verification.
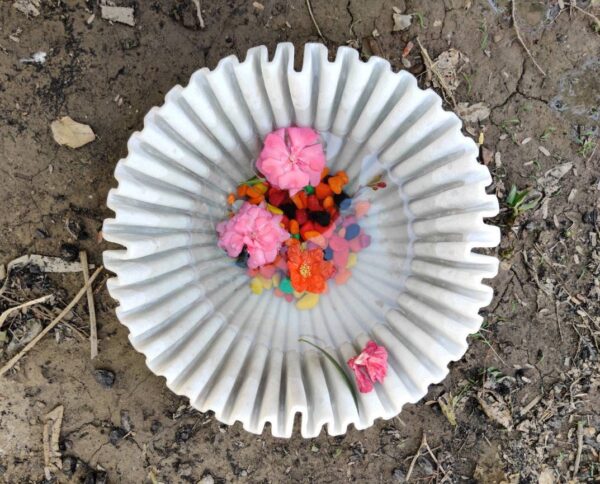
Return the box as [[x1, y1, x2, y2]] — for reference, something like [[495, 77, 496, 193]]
[[287, 244, 334, 294]]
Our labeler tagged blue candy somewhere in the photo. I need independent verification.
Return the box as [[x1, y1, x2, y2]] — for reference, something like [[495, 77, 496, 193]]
[[323, 247, 333, 260], [344, 223, 360, 240]]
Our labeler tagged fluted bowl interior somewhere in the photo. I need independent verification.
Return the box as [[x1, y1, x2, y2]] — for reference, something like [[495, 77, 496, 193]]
[[103, 43, 500, 438]]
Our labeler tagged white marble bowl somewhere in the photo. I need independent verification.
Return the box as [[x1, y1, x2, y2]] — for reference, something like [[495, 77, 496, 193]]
[[103, 43, 500, 438]]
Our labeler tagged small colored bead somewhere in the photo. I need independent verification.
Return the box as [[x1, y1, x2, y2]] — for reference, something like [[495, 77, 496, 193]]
[[304, 185, 315, 194], [296, 292, 320, 310], [292, 233, 300, 239], [295, 208, 308, 225], [323, 195, 334, 209], [323, 247, 333, 260], [328, 176, 343, 194], [250, 277, 263, 295], [280, 277, 293, 294], [315, 182, 333, 200], [345, 223, 360, 240], [346, 253, 357, 268], [307, 194, 321, 212]]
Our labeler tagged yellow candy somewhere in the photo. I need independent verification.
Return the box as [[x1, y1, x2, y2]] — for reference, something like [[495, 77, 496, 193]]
[[259, 275, 273, 290], [266, 203, 283, 215], [272, 273, 281, 287], [293, 290, 305, 299], [296, 292, 319, 310], [346, 253, 358, 268], [250, 277, 263, 295]]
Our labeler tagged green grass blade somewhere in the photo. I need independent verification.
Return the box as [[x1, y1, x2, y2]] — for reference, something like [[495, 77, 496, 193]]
[[298, 338, 359, 410]]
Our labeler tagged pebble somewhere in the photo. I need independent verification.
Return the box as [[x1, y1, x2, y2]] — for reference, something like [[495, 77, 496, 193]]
[[279, 277, 293, 294], [109, 427, 127, 446], [296, 292, 319, 309], [345, 223, 360, 240], [349, 237, 362, 252], [250, 277, 263, 295], [333, 250, 349, 269], [258, 275, 272, 289], [340, 198, 352, 210], [60, 242, 79, 262], [94, 369, 115, 388], [346, 253, 357, 268]]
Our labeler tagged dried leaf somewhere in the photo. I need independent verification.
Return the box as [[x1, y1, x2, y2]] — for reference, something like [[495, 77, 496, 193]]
[[437, 393, 457, 426], [477, 391, 513, 429], [12, 0, 40, 17], [101, 5, 135, 26], [538, 467, 555, 484], [456, 102, 491, 123], [538, 162, 573, 195], [432, 49, 469, 93], [50, 116, 95, 149], [393, 12, 412, 31]]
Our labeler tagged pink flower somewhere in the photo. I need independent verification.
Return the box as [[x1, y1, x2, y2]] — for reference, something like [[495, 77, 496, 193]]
[[217, 202, 289, 269], [347, 341, 388, 393], [256, 127, 326, 196]]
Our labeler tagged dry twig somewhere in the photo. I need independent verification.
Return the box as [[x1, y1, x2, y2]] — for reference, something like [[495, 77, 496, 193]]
[[43, 405, 64, 480], [573, 420, 584, 478], [0, 266, 103, 377], [305, 0, 326, 42], [564, 2, 600, 30], [406, 433, 427, 481], [191, 0, 205, 29], [0, 294, 52, 328], [512, 0, 547, 77], [79, 251, 98, 359]]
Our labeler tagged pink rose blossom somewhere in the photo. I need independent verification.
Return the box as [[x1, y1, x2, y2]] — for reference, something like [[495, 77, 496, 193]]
[[256, 127, 326, 196], [217, 202, 289, 269], [347, 341, 388, 393]]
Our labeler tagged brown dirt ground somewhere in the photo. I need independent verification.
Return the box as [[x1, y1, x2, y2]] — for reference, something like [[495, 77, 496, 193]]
[[1, 0, 599, 482]]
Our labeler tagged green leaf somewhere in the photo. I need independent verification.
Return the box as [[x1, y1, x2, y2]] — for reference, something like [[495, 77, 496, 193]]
[[298, 338, 359, 410], [506, 185, 518, 206]]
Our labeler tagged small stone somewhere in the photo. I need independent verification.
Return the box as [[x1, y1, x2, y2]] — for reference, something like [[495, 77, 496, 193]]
[[198, 475, 215, 484], [150, 420, 162, 434], [60, 243, 79, 262], [175, 425, 193, 443], [250, 277, 263, 295], [94, 369, 115, 388], [109, 427, 127, 445], [346, 253, 357, 268], [35, 228, 49, 239], [279, 277, 293, 294], [296, 292, 319, 310], [309, 210, 331, 226], [344, 224, 360, 240], [392, 467, 406, 482], [323, 247, 333, 260], [62, 456, 78, 477]]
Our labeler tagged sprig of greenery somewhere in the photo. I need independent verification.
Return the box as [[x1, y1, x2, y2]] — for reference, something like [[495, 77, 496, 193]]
[[506, 184, 541, 218], [299, 338, 359, 409]]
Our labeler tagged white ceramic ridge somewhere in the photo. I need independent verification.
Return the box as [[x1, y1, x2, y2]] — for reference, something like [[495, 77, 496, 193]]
[[103, 42, 500, 438]]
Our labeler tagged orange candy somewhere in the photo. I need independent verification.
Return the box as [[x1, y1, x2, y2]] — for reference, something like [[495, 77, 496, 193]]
[[289, 219, 300, 234], [328, 176, 344, 194], [321, 167, 330, 180], [323, 195, 334, 209], [291, 191, 307, 209], [315, 182, 333, 200], [227, 193, 235, 205], [237, 185, 248, 197]]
